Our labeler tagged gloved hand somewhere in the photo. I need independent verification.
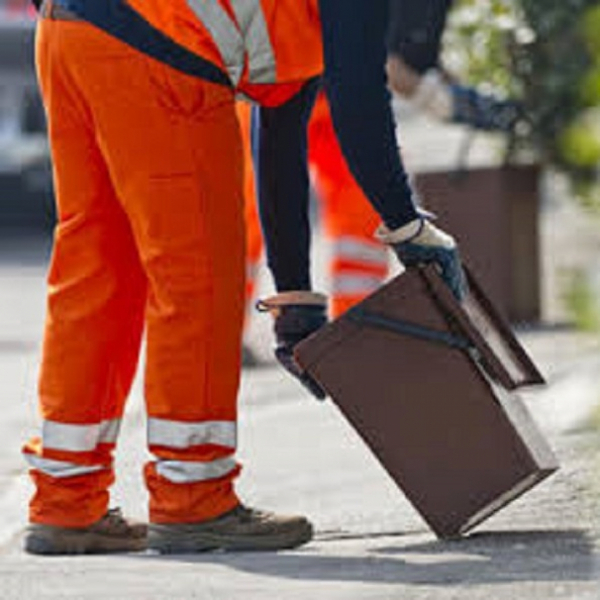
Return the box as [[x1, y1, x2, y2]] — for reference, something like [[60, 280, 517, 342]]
[[376, 216, 467, 301], [450, 83, 523, 133], [256, 291, 328, 400], [410, 69, 523, 133]]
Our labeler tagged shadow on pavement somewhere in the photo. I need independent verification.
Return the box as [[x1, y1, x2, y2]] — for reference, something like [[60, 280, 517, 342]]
[[135, 528, 596, 587]]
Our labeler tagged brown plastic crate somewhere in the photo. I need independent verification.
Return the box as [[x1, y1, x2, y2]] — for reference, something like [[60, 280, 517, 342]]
[[294, 265, 558, 539]]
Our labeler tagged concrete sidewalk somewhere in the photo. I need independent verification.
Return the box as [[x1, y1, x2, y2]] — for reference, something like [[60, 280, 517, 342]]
[[0, 319, 598, 599]]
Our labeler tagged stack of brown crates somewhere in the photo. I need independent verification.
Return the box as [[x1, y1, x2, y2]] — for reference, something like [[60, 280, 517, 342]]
[[294, 264, 559, 539]]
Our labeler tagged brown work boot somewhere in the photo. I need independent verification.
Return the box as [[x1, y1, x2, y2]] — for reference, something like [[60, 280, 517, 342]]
[[148, 505, 313, 553], [24, 508, 147, 555]]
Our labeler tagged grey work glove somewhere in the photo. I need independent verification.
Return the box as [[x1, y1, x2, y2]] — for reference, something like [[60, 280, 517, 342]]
[[257, 291, 328, 400], [410, 69, 523, 133], [376, 217, 467, 301]]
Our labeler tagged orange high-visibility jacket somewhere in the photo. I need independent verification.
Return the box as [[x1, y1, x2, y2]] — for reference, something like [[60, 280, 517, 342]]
[[58, 0, 323, 105]]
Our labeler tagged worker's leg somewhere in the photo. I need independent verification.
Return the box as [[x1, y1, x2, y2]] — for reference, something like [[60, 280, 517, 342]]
[[23, 19, 147, 528], [309, 94, 388, 318], [73, 31, 246, 525]]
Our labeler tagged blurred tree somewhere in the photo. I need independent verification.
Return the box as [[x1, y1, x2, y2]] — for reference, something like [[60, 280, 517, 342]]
[[444, 0, 600, 206]]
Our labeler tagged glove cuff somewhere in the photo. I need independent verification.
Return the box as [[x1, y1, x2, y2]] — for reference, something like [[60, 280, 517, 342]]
[[256, 291, 328, 316], [375, 218, 424, 245], [376, 219, 456, 250]]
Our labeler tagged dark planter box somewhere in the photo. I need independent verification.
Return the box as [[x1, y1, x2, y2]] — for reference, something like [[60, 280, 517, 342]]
[[414, 164, 541, 323]]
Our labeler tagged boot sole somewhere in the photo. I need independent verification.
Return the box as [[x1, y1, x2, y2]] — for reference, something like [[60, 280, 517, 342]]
[[24, 529, 147, 555], [148, 521, 313, 554]]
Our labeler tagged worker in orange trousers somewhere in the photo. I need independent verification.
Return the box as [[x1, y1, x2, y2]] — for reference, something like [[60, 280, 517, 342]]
[[23, 0, 322, 555]]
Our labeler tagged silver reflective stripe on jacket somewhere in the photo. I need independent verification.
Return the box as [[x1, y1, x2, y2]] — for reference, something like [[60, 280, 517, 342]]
[[148, 418, 236, 450], [186, 0, 244, 84], [156, 456, 237, 483], [186, 0, 276, 85], [24, 454, 107, 478], [229, 0, 276, 83], [42, 419, 121, 453]]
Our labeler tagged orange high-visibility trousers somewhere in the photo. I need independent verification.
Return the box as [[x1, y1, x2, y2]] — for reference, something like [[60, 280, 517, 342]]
[[23, 19, 245, 527], [242, 93, 388, 319]]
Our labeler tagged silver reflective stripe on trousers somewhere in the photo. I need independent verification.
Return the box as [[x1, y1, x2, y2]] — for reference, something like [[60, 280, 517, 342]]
[[24, 454, 107, 478], [42, 419, 121, 452], [148, 418, 236, 450], [156, 456, 237, 483], [186, 0, 277, 85]]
